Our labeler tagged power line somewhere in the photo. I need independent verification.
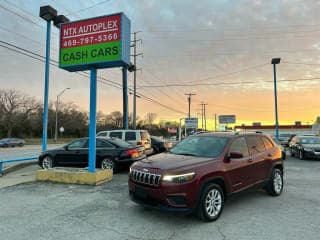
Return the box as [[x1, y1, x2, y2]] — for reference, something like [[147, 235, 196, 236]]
[[0, 4, 42, 28], [137, 77, 320, 88], [0, 40, 186, 116], [65, 0, 112, 16], [143, 23, 320, 33]]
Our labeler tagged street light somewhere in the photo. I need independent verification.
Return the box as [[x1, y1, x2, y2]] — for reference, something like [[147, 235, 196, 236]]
[[271, 58, 281, 141], [55, 88, 70, 142], [39, 5, 69, 151]]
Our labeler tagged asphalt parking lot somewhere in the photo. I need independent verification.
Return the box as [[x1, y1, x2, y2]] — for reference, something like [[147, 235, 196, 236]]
[[0, 156, 319, 240]]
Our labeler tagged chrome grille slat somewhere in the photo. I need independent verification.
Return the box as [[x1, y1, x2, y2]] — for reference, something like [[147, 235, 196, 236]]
[[131, 169, 161, 186]]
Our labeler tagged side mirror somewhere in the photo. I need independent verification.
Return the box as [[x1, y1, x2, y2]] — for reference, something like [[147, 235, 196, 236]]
[[229, 152, 243, 159]]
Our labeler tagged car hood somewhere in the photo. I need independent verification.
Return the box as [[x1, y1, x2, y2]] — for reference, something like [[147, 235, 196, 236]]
[[134, 152, 215, 171], [302, 144, 320, 149]]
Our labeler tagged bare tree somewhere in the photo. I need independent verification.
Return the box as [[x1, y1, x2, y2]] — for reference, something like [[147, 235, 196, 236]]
[[145, 112, 157, 129], [106, 111, 123, 129], [0, 89, 40, 137]]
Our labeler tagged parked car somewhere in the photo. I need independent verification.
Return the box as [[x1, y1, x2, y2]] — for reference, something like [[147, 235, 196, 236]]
[[0, 138, 25, 147], [289, 135, 320, 160], [97, 129, 153, 155], [150, 136, 173, 154], [278, 133, 294, 147], [129, 132, 283, 222], [38, 137, 145, 172]]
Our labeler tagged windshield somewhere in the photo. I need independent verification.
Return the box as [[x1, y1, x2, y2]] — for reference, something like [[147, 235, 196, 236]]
[[170, 136, 228, 158], [152, 136, 165, 142], [300, 137, 320, 144]]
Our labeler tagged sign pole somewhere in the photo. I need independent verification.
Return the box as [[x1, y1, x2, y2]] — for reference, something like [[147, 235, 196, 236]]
[[42, 20, 51, 152], [88, 68, 97, 173], [123, 67, 129, 129]]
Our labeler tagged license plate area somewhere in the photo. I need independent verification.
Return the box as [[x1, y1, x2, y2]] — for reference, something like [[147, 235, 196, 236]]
[[135, 185, 148, 199]]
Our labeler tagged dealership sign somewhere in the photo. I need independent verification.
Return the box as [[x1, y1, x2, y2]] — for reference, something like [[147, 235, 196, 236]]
[[219, 115, 236, 124], [185, 118, 198, 128], [59, 13, 130, 72]]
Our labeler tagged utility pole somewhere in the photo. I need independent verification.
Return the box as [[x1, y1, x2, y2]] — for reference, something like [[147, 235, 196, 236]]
[[204, 103, 208, 131], [200, 102, 208, 130], [185, 93, 196, 118], [214, 113, 217, 131], [131, 31, 143, 129]]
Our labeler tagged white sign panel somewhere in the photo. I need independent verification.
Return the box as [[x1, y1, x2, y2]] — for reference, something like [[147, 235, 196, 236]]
[[219, 115, 236, 124], [185, 118, 198, 128]]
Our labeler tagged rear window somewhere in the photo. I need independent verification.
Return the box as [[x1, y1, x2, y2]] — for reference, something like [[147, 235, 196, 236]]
[[170, 136, 228, 158], [108, 138, 133, 148], [96, 139, 115, 148], [140, 131, 150, 140], [125, 131, 136, 141], [110, 132, 122, 139]]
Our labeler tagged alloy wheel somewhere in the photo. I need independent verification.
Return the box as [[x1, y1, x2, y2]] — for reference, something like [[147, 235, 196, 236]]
[[273, 171, 283, 194], [42, 156, 52, 169], [101, 159, 113, 170], [205, 189, 222, 218]]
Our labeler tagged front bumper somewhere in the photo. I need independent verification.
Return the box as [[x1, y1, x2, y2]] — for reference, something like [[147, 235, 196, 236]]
[[128, 179, 198, 212], [304, 151, 320, 159]]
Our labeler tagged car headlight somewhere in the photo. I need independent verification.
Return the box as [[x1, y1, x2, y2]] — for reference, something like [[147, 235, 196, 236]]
[[304, 148, 313, 152], [162, 172, 195, 183]]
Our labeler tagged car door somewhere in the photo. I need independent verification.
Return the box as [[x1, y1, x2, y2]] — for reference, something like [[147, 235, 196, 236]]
[[225, 136, 255, 192], [55, 139, 88, 166], [245, 136, 270, 183], [96, 139, 117, 160]]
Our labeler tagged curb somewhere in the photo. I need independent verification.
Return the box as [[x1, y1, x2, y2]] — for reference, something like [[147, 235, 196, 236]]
[[2, 161, 38, 176]]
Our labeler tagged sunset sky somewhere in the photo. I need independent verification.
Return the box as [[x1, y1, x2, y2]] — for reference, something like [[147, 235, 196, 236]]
[[1, 0, 320, 128]]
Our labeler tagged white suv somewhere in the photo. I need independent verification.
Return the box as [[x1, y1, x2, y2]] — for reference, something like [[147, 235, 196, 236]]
[[97, 129, 153, 155]]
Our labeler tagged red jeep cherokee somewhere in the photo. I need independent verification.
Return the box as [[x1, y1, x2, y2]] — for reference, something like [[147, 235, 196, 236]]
[[128, 132, 284, 221]]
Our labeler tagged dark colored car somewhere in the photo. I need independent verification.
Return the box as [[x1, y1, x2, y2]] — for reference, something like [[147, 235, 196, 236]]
[[128, 132, 283, 222], [278, 133, 294, 147], [289, 135, 320, 160], [151, 136, 172, 154], [39, 137, 146, 172], [0, 138, 25, 147]]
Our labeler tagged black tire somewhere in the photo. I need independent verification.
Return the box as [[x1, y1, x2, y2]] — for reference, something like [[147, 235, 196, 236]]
[[41, 156, 53, 169], [266, 168, 283, 196], [197, 183, 224, 222], [290, 150, 295, 157], [299, 150, 305, 160], [101, 158, 117, 173]]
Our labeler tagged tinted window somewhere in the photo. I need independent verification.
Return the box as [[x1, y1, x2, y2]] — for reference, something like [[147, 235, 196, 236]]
[[246, 136, 266, 154], [151, 136, 165, 143], [300, 137, 320, 144], [229, 137, 249, 157], [140, 131, 150, 140], [125, 131, 136, 141], [97, 132, 107, 137], [170, 136, 228, 158], [68, 139, 87, 149], [262, 137, 274, 150], [96, 139, 114, 148], [108, 138, 133, 148], [110, 132, 122, 139]]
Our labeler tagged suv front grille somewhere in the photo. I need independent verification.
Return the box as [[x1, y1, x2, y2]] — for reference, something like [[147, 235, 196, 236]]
[[131, 169, 161, 186]]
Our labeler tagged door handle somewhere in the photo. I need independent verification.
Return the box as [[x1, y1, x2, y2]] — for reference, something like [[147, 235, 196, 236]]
[[248, 158, 253, 163]]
